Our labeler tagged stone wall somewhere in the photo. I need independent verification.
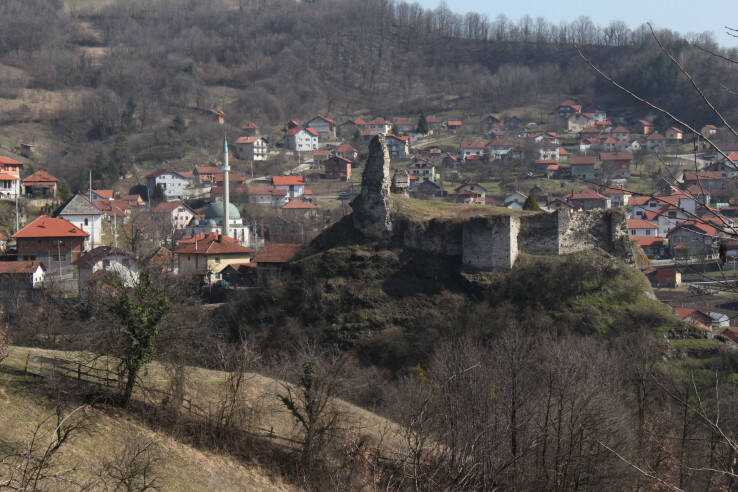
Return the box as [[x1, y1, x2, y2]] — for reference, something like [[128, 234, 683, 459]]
[[351, 135, 392, 239], [461, 216, 520, 271], [392, 217, 463, 257]]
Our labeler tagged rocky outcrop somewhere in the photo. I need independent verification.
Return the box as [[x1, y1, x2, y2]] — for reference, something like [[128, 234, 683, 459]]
[[351, 135, 392, 239]]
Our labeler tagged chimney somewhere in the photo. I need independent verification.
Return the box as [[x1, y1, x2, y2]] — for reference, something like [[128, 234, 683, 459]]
[[218, 233, 223, 243]]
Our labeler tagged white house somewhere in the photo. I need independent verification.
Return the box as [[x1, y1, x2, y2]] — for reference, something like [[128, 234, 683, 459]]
[[55, 194, 104, 250], [153, 201, 196, 230], [76, 246, 140, 294], [504, 192, 528, 210], [363, 118, 393, 135], [0, 156, 23, 199], [284, 128, 319, 152], [146, 170, 194, 201], [539, 146, 560, 161], [459, 140, 488, 161], [0, 261, 45, 289], [234, 136, 269, 161]]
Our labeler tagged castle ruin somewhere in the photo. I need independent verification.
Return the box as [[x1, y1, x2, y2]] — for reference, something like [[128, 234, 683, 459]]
[[351, 136, 631, 271]]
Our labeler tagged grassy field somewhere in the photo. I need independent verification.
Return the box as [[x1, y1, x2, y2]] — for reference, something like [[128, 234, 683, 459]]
[[1, 346, 403, 490], [392, 195, 531, 221]]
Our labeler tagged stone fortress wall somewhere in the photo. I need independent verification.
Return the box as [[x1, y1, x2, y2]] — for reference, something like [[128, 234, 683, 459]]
[[351, 136, 631, 271]]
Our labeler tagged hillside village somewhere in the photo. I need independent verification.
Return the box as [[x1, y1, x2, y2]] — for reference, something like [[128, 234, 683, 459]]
[[0, 96, 735, 333]]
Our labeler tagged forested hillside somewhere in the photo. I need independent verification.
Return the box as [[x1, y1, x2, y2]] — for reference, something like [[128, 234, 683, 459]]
[[0, 0, 736, 186]]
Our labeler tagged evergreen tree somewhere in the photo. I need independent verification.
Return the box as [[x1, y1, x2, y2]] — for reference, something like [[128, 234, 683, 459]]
[[417, 113, 429, 134], [523, 195, 542, 211], [173, 113, 186, 134]]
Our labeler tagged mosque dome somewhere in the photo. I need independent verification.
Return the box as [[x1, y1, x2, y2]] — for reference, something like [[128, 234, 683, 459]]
[[204, 200, 241, 222]]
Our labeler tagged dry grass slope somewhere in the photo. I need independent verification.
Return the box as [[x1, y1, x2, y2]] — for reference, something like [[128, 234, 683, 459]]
[[1, 346, 405, 490]]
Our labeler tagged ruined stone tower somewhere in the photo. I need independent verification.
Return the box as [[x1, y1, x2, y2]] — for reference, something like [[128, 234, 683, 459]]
[[351, 135, 392, 239]]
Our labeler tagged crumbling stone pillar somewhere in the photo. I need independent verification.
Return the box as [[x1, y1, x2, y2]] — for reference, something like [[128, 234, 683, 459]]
[[351, 135, 392, 239]]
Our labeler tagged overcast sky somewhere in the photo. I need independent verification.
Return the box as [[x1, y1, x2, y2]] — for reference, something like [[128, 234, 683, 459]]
[[417, 0, 738, 47]]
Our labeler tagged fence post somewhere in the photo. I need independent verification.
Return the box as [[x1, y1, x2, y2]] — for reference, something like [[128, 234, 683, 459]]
[[24, 353, 30, 374], [77, 362, 82, 382]]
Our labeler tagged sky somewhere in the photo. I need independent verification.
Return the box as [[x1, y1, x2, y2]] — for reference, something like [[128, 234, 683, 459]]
[[417, 0, 738, 47]]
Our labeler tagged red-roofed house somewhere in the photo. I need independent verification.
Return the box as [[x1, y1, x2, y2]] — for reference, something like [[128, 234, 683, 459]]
[[0, 156, 22, 199], [668, 220, 720, 258], [272, 175, 306, 198], [14, 215, 88, 266], [558, 99, 582, 117], [234, 136, 268, 161], [646, 267, 682, 288], [446, 120, 464, 132], [600, 152, 633, 178], [385, 135, 410, 160], [674, 307, 712, 331], [323, 156, 352, 181], [628, 218, 659, 237], [568, 190, 611, 210], [568, 156, 598, 180], [281, 198, 319, 219], [0, 261, 46, 289], [364, 118, 393, 135], [460, 140, 488, 161], [240, 121, 258, 136], [254, 243, 302, 281], [153, 201, 196, 230], [335, 144, 358, 161], [284, 127, 319, 152], [175, 232, 254, 284], [305, 114, 337, 140], [22, 169, 59, 198]]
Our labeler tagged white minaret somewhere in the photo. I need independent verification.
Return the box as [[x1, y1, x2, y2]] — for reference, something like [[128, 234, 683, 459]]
[[223, 135, 231, 238]]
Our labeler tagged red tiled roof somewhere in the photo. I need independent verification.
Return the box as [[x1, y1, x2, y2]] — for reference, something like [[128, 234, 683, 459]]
[[727, 152, 738, 162], [683, 171, 724, 182], [446, 120, 464, 127], [627, 219, 658, 230], [461, 140, 488, 149], [241, 121, 257, 129], [195, 165, 220, 175], [235, 136, 259, 144], [335, 144, 357, 153], [0, 261, 45, 274], [631, 236, 665, 247], [282, 199, 318, 210], [570, 189, 608, 200], [305, 127, 320, 137], [22, 170, 59, 184], [569, 156, 596, 166], [272, 175, 304, 186], [175, 232, 254, 255], [93, 189, 113, 198], [0, 156, 21, 166], [13, 215, 88, 239], [255, 243, 302, 264], [308, 114, 336, 125]]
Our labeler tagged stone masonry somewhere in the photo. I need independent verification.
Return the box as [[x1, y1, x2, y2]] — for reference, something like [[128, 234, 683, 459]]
[[349, 137, 630, 271], [351, 135, 392, 239]]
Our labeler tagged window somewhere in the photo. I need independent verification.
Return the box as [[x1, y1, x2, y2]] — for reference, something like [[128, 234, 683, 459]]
[[668, 211, 677, 219], [103, 259, 110, 268], [84, 218, 89, 226], [646, 230, 652, 236], [630, 229, 636, 235]]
